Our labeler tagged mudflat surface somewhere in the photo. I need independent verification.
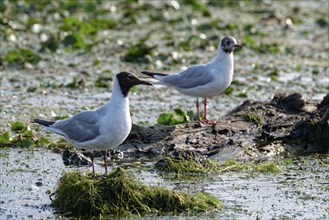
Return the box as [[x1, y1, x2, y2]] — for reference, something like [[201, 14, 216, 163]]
[[1, 0, 328, 219]]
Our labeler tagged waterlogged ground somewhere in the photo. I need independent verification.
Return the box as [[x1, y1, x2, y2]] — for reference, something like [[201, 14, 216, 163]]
[[0, 0, 328, 219], [0, 148, 328, 219]]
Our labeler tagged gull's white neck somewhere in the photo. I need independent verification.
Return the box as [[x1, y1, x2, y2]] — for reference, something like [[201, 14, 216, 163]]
[[103, 77, 129, 112], [206, 44, 235, 91], [214, 44, 234, 64], [211, 44, 234, 73]]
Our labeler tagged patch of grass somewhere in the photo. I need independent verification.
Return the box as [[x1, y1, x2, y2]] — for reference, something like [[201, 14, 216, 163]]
[[244, 24, 261, 36], [207, 0, 239, 7], [155, 157, 219, 175], [94, 75, 112, 88], [183, 0, 211, 17], [60, 17, 116, 35], [284, 158, 293, 165], [258, 43, 281, 54], [316, 17, 328, 28], [65, 75, 84, 89], [219, 159, 280, 174], [123, 38, 155, 63], [41, 35, 59, 52], [47, 138, 74, 150], [223, 86, 234, 95], [53, 115, 70, 120], [93, 59, 101, 66], [38, 136, 51, 146], [52, 167, 222, 217], [27, 86, 38, 92], [0, 132, 10, 146], [267, 68, 279, 81], [246, 113, 263, 127], [157, 109, 190, 125], [243, 35, 256, 48], [4, 49, 41, 66], [254, 162, 281, 173], [0, 129, 36, 148], [237, 113, 263, 127], [11, 121, 27, 132], [1, 121, 59, 148], [62, 33, 87, 49], [59, 15, 117, 50], [236, 89, 248, 98], [153, 155, 224, 180]]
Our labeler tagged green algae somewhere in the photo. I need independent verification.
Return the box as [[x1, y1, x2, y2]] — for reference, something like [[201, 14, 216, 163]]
[[0, 132, 10, 145], [123, 37, 155, 64], [47, 138, 74, 150], [4, 49, 41, 67], [52, 167, 222, 217], [0, 124, 70, 149], [157, 109, 191, 125], [94, 75, 112, 88], [155, 157, 280, 176], [155, 157, 220, 176], [11, 121, 27, 132], [219, 159, 281, 174], [0, 127, 37, 148], [237, 113, 263, 127]]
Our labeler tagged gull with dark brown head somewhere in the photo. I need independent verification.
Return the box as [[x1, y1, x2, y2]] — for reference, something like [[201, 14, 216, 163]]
[[34, 72, 152, 175], [142, 36, 242, 124]]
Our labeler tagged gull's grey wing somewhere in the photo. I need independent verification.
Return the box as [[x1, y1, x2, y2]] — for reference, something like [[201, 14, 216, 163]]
[[161, 65, 213, 89], [51, 111, 101, 143]]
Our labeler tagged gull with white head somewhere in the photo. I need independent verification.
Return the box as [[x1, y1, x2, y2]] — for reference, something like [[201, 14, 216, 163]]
[[142, 36, 242, 124]]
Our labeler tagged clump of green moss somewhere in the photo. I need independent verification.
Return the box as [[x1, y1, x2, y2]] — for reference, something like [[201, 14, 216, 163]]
[[47, 138, 74, 150], [237, 113, 263, 127], [218, 159, 280, 174], [155, 157, 219, 175], [52, 168, 222, 217], [0, 123, 71, 149], [0, 121, 41, 148], [4, 48, 41, 67], [11, 121, 27, 132], [94, 75, 112, 88], [157, 109, 192, 125], [123, 37, 155, 64]]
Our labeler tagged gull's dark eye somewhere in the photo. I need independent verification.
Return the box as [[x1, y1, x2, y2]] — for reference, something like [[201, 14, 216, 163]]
[[226, 40, 230, 45], [127, 75, 134, 80]]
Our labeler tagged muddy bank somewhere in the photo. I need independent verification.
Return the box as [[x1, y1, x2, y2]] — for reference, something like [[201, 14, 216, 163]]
[[112, 93, 328, 162]]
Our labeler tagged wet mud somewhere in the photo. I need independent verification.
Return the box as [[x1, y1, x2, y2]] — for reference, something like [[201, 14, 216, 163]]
[[63, 92, 329, 166], [118, 92, 329, 161]]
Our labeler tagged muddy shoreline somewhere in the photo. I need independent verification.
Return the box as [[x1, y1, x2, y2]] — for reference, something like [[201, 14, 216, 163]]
[[63, 92, 328, 166], [126, 92, 328, 158], [1, 0, 328, 218]]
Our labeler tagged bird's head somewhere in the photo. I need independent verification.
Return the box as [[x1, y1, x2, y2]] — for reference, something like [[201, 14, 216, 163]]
[[116, 71, 152, 97], [221, 36, 242, 54]]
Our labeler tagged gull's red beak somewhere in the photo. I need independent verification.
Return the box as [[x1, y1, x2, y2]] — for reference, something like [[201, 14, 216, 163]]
[[234, 44, 243, 49]]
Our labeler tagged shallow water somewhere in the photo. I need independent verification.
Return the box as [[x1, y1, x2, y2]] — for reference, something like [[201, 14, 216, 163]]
[[1, 148, 328, 219], [1, 0, 328, 219]]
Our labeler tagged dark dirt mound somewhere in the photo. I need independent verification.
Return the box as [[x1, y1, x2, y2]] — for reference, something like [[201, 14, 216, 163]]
[[64, 93, 328, 165], [118, 93, 329, 162]]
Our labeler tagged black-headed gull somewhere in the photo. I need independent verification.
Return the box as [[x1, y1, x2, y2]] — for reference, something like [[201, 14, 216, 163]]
[[34, 72, 152, 175], [142, 36, 242, 124]]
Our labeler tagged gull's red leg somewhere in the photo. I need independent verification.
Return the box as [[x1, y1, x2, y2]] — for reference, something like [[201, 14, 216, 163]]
[[203, 97, 207, 122], [196, 98, 201, 122], [91, 151, 95, 176], [103, 150, 108, 175]]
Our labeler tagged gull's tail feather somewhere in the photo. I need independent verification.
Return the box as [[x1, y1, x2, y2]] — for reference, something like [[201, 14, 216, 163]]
[[34, 118, 55, 127], [141, 71, 167, 78]]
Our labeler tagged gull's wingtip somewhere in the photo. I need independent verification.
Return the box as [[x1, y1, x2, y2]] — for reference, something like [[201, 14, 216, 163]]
[[34, 118, 55, 127], [141, 71, 167, 78]]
